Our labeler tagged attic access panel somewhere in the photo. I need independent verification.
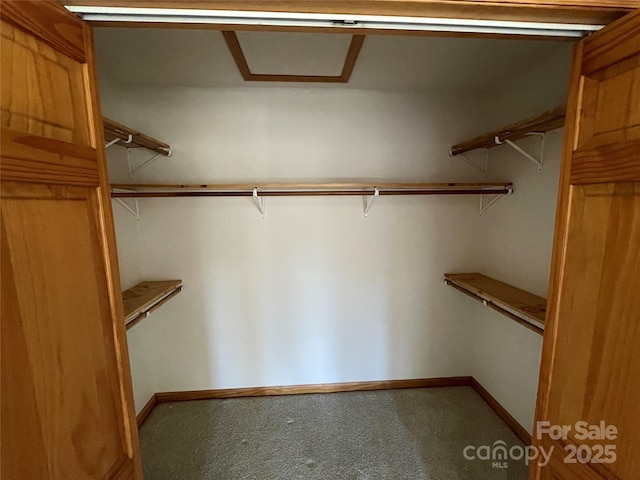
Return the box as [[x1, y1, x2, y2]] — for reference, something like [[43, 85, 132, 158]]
[[222, 31, 365, 83]]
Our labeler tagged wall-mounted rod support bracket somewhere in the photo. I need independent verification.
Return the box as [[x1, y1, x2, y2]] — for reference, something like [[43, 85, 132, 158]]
[[253, 188, 266, 218], [114, 197, 140, 221], [363, 187, 379, 217], [495, 132, 545, 171], [106, 134, 133, 149], [480, 187, 513, 215], [449, 149, 488, 175], [128, 148, 172, 178]]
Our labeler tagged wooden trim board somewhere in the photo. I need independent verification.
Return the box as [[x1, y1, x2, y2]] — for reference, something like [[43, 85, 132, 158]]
[[110, 182, 514, 198], [122, 280, 182, 326], [136, 376, 531, 445], [111, 182, 513, 190], [136, 393, 158, 427], [63, 1, 632, 27], [450, 106, 566, 157], [470, 378, 532, 445], [155, 376, 473, 402], [444, 273, 546, 334], [222, 31, 365, 83], [103, 117, 171, 156]]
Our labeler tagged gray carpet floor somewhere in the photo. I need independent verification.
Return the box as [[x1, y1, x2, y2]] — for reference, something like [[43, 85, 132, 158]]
[[139, 386, 529, 479]]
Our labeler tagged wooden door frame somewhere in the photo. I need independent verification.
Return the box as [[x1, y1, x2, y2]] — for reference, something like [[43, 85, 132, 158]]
[[1, 1, 143, 477], [61, 1, 637, 32]]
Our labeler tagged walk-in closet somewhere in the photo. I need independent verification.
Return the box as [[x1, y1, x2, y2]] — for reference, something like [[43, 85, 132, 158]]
[[2, 2, 638, 479]]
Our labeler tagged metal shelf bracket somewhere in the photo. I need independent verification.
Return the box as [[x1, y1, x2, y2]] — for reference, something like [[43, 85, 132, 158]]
[[363, 187, 379, 217], [495, 132, 545, 170], [480, 187, 513, 215], [449, 148, 488, 175], [128, 148, 172, 178], [105, 134, 132, 149], [253, 188, 266, 218], [114, 197, 140, 221]]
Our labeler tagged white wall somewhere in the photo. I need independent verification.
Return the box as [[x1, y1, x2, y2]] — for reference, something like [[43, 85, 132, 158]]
[[466, 45, 572, 432], [101, 75, 165, 413], [99, 43, 572, 421], [103, 85, 492, 411]]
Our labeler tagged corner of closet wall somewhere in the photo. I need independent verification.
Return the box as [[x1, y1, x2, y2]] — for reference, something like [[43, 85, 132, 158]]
[[99, 73, 159, 414], [465, 44, 573, 433]]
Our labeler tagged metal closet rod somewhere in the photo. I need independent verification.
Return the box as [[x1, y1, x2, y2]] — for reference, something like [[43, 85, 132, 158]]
[[110, 182, 513, 198]]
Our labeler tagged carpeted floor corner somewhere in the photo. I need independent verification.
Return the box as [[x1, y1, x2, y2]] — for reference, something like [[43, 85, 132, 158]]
[[139, 386, 529, 479]]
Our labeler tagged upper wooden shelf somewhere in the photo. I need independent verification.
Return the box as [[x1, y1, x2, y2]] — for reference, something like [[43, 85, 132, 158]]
[[123, 280, 182, 330], [450, 106, 566, 157], [103, 117, 171, 156], [444, 273, 546, 335], [110, 182, 513, 198]]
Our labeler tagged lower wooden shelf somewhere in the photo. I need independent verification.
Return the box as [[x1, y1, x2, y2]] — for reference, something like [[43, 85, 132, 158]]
[[444, 273, 546, 335], [123, 280, 183, 330]]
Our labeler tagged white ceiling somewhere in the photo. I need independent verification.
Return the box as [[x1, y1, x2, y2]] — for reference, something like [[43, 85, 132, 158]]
[[94, 28, 571, 92], [238, 32, 351, 76]]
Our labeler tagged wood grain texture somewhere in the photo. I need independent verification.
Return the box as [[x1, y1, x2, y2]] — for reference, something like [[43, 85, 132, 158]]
[[62, 1, 632, 25], [1, 0, 86, 62], [84, 24, 144, 479], [112, 182, 513, 190], [125, 286, 183, 330], [103, 117, 171, 155], [110, 182, 513, 197], [532, 10, 640, 480], [470, 378, 532, 445], [1, 183, 131, 479], [222, 31, 365, 83], [114, 189, 514, 198], [530, 39, 584, 480], [0, 127, 99, 186], [571, 137, 640, 184], [1, 21, 91, 146], [582, 9, 640, 75], [577, 55, 640, 151], [450, 105, 566, 156], [0, 222, 50, 480], [444, 273, 546, 326], [444, 280, 544, 335], [136, 394, 158, 428], [122, 280, 182, 323], [1, 3, 142, 478], [544, 183, 640, 480], [156, 377, 474, 402]]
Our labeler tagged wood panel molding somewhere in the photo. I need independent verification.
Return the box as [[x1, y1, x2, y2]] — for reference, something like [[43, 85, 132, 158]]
[[450, 105, 566, 157], [582, 9, 640, 75], [570, 138, 640, 184], [470, 378, 532, 445], [136, 394, 158, 428], [136, 376, 531, 446], [0, 128, 99, 187], [222, 31, 365, 83], [1, 0, 86, 63], [156, 377, 473, 402], [62, 1, 633, 26]]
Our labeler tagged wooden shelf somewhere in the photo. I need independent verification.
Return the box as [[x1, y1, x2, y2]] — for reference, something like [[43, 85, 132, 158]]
[[103, 117, 171, 156], [111, 182, 513, 198], [444, 273, 546, 335], [123, 280, 182, 330], [450, 106, 566, 157]]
